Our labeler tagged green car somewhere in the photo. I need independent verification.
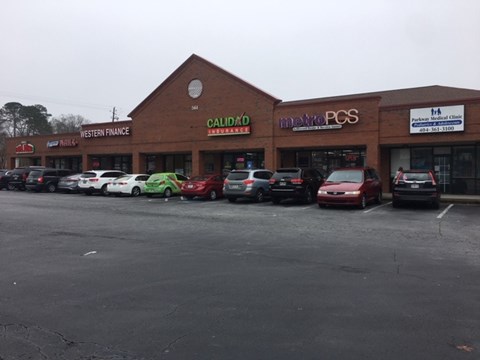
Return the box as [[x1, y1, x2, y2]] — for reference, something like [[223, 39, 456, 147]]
[[144, 172, 189, 197]]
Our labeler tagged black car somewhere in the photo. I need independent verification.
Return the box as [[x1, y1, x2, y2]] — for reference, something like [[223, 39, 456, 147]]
[[0, 170, 12, 190], [25, 168, 75, 193], [269, 167, 326, 204], [7, 166, 45, 190], [392, 169, 441, 209]]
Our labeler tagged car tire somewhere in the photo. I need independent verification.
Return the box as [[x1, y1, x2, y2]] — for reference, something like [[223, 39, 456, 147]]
[[131, 186, 141, 197], [164, 187, 172, 198], [359, 194, 367, 209], [272, 196, 281, 204], [47, 183, 57, 193], [209, 190, 217, 201], [101, 184, 109, 196], [254, 189, 264, 203], [375, 191, 382, 204], [304, 187, 313, 204], [227, 197, 237, 203], [7, 183, 15, 191]]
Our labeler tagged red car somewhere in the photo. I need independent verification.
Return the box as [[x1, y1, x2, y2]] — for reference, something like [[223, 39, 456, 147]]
[[317, 167, 382, 209], [181, 174, 224, 200]]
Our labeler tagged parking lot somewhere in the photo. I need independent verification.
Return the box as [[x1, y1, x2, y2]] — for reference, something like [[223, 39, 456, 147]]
[[1, 190, 479, 359]]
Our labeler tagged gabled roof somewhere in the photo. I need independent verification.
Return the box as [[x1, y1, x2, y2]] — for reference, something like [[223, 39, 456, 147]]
[[278, 85, 480, 109], [128, 54, 280, 117]]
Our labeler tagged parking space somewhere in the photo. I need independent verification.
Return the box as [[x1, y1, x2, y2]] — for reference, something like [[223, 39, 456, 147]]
[[1, 189, 480, 359]]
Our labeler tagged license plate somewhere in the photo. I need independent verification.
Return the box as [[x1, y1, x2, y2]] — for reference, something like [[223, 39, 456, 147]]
[[230, 185, 240, 189], [187, 184, 194, 189], [411, 184, 419, 188], [280, 181, 286, 186]]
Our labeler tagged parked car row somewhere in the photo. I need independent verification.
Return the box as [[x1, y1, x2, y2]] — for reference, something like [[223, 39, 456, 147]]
[[1, 166, 442, 209]]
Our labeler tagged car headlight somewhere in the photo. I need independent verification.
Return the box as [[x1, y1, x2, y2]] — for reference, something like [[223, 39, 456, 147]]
[[317, 190, 328, 195], [344, 190, 361, 195]]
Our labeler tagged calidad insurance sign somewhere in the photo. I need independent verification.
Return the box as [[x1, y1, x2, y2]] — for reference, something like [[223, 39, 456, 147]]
[[410, 105, 464, 134]]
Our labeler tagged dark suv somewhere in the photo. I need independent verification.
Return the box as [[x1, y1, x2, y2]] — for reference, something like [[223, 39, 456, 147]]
[[7, 166, 45, 190], [25, 168, 74, 193], [0, 170, 12, 190], [392, 169, 441, 209], [269, 167, 326, 204]]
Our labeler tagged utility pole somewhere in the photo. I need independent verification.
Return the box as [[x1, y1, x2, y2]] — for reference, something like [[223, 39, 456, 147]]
[[111, 107, 118, 122]]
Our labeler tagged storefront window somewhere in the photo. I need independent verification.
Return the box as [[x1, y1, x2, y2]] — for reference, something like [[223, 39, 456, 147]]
[[411, 148, 432, 170], [164, 154, 192, 176]]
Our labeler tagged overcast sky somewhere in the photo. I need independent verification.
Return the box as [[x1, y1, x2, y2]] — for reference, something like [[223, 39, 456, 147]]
[[1, 0, 479, 123]]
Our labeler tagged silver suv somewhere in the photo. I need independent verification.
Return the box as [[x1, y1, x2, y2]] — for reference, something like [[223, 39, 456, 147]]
[[78, 170, 126, 196], [223, 169, 273, 203]]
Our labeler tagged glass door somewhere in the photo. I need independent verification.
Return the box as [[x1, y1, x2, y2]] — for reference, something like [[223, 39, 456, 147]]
[[434, 155, 450, 193]]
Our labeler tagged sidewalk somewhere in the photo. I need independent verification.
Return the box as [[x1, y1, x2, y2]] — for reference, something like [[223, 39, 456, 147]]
[[383, 193, 480, 204]]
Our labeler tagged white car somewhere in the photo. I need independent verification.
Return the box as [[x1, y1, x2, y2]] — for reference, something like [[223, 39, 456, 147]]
[[78, 170, 126, 196], [107, 174, 150, 197]]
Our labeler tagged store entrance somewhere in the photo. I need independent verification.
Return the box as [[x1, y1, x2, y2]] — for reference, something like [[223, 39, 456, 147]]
[[434, 155, 451, 193]]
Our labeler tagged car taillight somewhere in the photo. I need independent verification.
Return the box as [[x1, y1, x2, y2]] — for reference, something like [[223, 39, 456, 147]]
[[89, 178, 99, 182], [243, 179, 254, 185], [269, 179, 276, 184], [38, 176, 44, 184], [429, 174, 437, 186], [291, 178, 303, 184], [119, 182, 127, 185], [224, 179, 229, 185]]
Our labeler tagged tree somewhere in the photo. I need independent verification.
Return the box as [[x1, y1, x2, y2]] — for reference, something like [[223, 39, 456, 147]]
[[50, 114, 90, 133], [0, 102, 52, 136]]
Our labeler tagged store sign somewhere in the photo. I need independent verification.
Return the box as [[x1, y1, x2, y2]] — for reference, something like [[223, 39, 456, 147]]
[[80, 126, 131, 138], [207, 114, 251, 136], [47, 139, 78, 148], [410, 105, 464, 134], [279, 109, 359, 131], [15, 142, 35, 154]]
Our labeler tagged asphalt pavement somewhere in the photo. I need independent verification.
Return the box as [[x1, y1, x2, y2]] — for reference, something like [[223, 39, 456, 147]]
[[1, 190, 479, 359]]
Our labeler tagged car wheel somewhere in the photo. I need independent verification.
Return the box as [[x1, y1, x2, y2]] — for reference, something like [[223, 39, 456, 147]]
[[131, 186, 141, 197], [209, 190, 217, 201], [47, 183, 57, 193], [304, 187, 313, 204], [227, 197, 237, 203], [358, 194, 367, 209], [164, 187, 172, 198], [101, 184, 109, 196], [272, 196, 281, 204], [7, 183, 15, 191], [375, 191, 382, 204], [254, 189, 264, 203]]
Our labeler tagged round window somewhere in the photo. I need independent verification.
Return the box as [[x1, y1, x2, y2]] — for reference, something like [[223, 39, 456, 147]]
[[188, 79, 203, 99]]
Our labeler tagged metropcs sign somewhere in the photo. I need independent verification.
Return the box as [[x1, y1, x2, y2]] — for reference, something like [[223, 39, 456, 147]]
[[279, 109, 359, 131]]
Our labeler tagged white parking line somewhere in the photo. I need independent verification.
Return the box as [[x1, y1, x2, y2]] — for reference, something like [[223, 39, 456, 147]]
[[363, 202, 392, 213], [437, 204, 454, 219]]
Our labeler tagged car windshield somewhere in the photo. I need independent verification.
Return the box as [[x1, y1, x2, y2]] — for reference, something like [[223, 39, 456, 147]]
[[148, 174, 165, 181], [272, 170, 300, 180], [227, 172, 249, 181], [190, 175, 210, 181], [327, 170, 363, 183], [401, 172, 430, 181], [116, 176, 132, 181], [28, 170, 43, 179]]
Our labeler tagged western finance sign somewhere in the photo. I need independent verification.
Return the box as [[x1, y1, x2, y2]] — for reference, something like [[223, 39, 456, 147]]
[[410, 105, 464, 134]]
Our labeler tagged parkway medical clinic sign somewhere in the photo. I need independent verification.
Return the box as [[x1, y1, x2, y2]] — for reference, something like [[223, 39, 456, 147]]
[[410, 105, 464, 134]]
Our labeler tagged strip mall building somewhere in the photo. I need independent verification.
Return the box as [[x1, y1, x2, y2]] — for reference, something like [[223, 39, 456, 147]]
[[6, 54, 480, 194]]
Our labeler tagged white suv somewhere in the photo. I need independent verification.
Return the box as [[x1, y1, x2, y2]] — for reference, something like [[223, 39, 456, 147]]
[[78, 170, 126, 196]]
